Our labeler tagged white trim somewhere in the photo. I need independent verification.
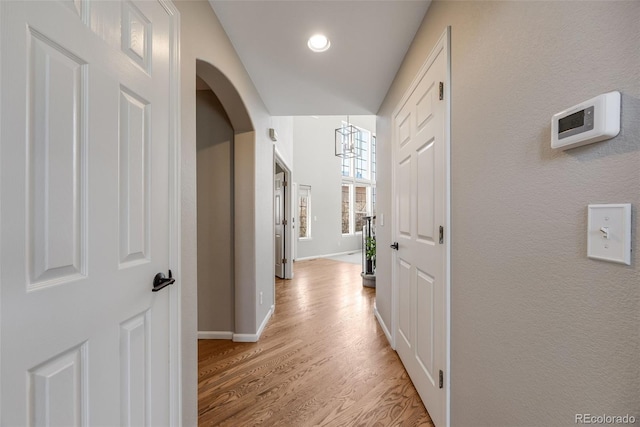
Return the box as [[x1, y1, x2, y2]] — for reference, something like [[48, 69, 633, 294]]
[[296, 250, 360, 261], [233, 305, 274, 342], [257, 304, 274, 338], [232, 334, 258, 343], [292, 182, 298, 262], [373, 303, 393, 346], [443, 26, 452, 427], [0, 1, 3, 420], [390, 26, 451, 427], [157, 1, 182, 425], [198, 331, 233, 340], [274, 146, 292, 172]]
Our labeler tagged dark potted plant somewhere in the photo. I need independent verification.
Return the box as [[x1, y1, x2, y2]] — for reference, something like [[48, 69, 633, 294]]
[[361, 216, 376, 288], [365, 236, 376, 275]]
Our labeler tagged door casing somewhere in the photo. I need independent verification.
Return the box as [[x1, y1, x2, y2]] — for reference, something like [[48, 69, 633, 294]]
[[275, 148, 293, 280]]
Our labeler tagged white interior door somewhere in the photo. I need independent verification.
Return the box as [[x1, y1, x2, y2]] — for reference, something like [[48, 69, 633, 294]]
[[274, 172, 285, 278], [1, 1, 178, 425], [392, 31, 449, 427]]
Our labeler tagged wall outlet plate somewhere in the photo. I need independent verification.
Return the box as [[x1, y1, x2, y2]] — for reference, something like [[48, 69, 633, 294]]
[[269, 128, 278, 142], [587, 203, 631, 265]]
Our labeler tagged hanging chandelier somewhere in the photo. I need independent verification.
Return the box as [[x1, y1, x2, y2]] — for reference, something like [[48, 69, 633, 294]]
[[335, 116, 358, 158]]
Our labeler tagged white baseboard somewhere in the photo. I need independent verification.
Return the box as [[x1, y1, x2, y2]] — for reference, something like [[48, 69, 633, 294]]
[[232, 333, 257, 343], [232, 305, 274, 343], [198, 331, 233, 340], [256, 304, 274, 338], [296, 250, 360, 262], [374, 303, 394, 348]]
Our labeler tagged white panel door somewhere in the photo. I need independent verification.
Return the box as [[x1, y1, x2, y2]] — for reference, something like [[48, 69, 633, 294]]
[[274, 172, 285, 278], [0, 1, 178, 425], [393, 34, 448, 427]]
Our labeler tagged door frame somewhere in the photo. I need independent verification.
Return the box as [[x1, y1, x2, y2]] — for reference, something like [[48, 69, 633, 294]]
[[158, 1, 182, 424], [274, 148, 293, 280], [390, 26, 451, 426], [274, 170, 285, 279]]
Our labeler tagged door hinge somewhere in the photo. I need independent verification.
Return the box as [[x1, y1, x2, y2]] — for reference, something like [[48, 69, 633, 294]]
[[282, 258, 287, 264], [439, 82, 444, 100], [439, 370, 444, 389], [439, 226, 444, 244], [283, 181, 288, 187], [282, 219, 287, 226]]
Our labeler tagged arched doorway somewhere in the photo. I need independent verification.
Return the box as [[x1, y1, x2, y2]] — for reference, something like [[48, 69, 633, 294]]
[[194, 59, 255, 338]]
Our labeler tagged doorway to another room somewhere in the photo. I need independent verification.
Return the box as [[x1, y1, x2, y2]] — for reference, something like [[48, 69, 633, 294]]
[[195, 75, 235, 339]]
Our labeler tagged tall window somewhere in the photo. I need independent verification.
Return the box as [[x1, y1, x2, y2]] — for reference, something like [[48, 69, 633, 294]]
[[341, 125, 376, 235], [371, 135, 376, 182], [341, 155, 350, 177], [355, 185, 368, 232], [354, 131, 368, 180], [298, 185, 311, 239], [372, 186, 377, 217], [341, 185, 350, 234], [371, 136, 377, 216]]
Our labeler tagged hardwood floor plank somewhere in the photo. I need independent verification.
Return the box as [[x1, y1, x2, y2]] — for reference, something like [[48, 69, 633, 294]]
[[198, 258, 433, 426]]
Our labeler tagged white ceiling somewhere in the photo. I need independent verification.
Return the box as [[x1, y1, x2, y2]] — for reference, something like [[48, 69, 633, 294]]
[[208, 0, 431, 116]]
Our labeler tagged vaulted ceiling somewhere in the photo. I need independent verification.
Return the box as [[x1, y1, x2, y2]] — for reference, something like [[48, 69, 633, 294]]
[[208, 1, 431, 116]]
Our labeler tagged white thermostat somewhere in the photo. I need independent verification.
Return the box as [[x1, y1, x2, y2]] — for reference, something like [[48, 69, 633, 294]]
[[551, 91, 620, 150]]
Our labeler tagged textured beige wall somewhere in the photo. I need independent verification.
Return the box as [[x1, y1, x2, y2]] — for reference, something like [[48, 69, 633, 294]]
[[377, 1, 640, 425], [196, 90, 234, 333]]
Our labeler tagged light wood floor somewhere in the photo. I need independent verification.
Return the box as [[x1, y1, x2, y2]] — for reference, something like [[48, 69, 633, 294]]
[[198, 258, 433, 426]]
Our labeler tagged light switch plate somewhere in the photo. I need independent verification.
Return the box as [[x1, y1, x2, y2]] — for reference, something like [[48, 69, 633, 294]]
[[587, 203, 632, 265]]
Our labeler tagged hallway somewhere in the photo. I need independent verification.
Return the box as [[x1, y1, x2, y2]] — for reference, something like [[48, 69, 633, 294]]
[[198, 258, 432, 426]]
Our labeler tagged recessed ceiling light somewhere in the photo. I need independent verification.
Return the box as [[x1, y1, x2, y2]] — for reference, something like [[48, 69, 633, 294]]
[[308, 34, 330, 53]]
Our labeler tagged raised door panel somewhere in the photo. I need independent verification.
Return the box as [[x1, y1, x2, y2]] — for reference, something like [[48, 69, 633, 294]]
[[29, 343, 88, 426], [397, 111, 412, 149], [120, 311, 150, 427], [397, 259, 412, 348], [416, 269, 435, 385], [121, 1, 151, 73], [275, 193, 282, 225], [415, 81, 434, 131], [28, 29, 88, 289], [63, 0, 81, 16], [119, 87, 150, 267], [416, 140, 435, 244], [398, 156, 412, 238]]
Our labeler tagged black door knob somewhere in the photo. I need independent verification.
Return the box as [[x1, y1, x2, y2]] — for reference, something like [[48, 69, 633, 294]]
[[153, 270, 175, 292], [390, 242, 399, 250]]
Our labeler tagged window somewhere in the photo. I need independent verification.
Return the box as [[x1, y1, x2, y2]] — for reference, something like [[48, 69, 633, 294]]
[[372, 186, 377, 217], [341, 155, 350, 177], [341, 125, 376, 235], [354, 131, 368, 180], [355, 185, 368, 233], [298, 185, 311, 239], [371, 135, 376, 182], [341, 185, 350, 234]]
